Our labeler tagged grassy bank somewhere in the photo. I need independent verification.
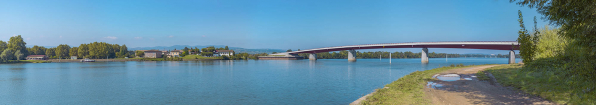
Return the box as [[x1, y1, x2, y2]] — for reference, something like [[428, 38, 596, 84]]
[[181, 55, 220, 60], [5, 60, 52, 63], [484, 64, 595, 104], [361, 65, 482, 105]]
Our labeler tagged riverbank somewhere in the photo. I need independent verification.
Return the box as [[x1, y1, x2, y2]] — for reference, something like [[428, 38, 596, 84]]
[[357, 64, 555, 104], [485, 64, 596, 104], [357, 65, 486, 104]]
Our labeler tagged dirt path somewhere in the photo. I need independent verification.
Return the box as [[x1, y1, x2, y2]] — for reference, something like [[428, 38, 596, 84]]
[[424, 65, 554, 105]]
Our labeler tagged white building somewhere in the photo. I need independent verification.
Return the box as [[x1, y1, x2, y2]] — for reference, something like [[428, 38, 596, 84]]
[[216, 50, 234, 56]]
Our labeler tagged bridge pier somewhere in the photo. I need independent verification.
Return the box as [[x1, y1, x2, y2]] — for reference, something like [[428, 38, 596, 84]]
[[348, 49, 357, 62], [508, 50, 515, 64], [421, 47, 429, 63], [309, 53, 317, 60]]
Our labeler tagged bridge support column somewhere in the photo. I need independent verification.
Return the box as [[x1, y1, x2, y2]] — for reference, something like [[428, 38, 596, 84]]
[[309, 53, 317, 60], [508, 50, 516, 64], [348, 49, 357, 62], [421, 48, 429, 63]]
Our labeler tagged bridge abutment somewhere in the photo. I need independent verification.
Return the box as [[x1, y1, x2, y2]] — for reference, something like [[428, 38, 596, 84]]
[[508, 50, 515, 64], [309, 53, 317, 60], [348, 49, 357, 62], [421, 48, 429, 63]]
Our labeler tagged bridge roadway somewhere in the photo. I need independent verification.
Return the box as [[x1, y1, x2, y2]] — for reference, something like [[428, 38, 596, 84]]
[[272, 41, 519, 64]]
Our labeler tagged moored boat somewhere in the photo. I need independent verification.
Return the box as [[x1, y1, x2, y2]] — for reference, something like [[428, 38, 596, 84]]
[[81, 58, 95, 62]]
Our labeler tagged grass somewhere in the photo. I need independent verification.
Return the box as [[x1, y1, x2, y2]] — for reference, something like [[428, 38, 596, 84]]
[[181, 55, 220, 60], [484, 64, 596, 104], [475, 71, 490, 81], [2, 60, 52, 63], [361, 65, 485, 105]]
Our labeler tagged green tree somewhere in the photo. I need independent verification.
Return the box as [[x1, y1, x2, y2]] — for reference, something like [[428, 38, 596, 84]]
[[8, 35, 28, 57], [1, 49, 14, 62], [70, 47, 78, 59], [224, 46, 229, 50], [78, 44, 89, 58], [0, 40, 7, 53], [135, 50, 144, 57], [516, 10, 535, 63], [286, 49, 292, 52], [14, 50, 24, 61], [45, 48, 56, 58], [119, 45, 128, 58], [56, 44, 71, 59], [512, 0, 596, 55], [30, 45, 46, 55]]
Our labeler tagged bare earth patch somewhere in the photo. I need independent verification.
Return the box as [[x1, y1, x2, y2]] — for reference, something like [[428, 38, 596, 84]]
[[424, 65, 554, 105]]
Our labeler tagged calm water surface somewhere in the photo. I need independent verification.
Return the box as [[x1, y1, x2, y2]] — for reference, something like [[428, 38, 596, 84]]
[[0, 58, 520, 104]]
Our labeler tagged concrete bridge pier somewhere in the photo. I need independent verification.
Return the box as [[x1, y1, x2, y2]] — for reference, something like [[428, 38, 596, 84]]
[[421, 47, 429, 63], [348, 49, 357, 62], [508, 50, 516, 64], [309, 53, 317, 60]]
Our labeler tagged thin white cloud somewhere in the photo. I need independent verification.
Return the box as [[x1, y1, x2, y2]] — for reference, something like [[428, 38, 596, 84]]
[[202, 35, 206, 37], [168, 35, 174, 38], [104, 36, 118, 40], [59, 35, 63, 38], [134, 37, 143, 39], [26, 38, 31, 40]]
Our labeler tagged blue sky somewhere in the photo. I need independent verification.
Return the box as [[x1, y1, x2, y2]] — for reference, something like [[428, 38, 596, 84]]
[[1, 0, 545, 54]]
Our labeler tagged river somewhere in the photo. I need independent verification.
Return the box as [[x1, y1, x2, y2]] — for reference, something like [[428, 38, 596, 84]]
[[0, 58, 520, 104]]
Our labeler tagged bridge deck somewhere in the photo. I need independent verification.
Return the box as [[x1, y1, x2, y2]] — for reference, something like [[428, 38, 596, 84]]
[[282, 41, 519, 54]]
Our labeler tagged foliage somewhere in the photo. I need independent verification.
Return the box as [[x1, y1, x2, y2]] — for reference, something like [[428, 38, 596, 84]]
[[516, 10, 536, 63], [512, 0, 596, 57], [7, 35, 28, 57], [14, 50, 24, 61], [1, 49, 14, 62], [224, 46, 229, 50], [0, 40, 7, 53], [486, 64, 595, 104], [29, 45, 46, 55], [534, 26, 568, 59], [69, 47, 78, 59], [513, 0, 596, 80], [78, 44, 89, 58], [55, 44, 70, 59], [135, 51, 144, 57], [118, 45, 128, 58], [362, 65, 480, 105], [286, 49, 292, 52], [45, 48, 56, 58]]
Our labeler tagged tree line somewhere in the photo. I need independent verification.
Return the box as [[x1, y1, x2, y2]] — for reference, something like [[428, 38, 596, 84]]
[[0, 35, 132, 63]]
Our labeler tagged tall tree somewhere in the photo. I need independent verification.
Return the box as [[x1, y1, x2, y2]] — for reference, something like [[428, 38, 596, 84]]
[[512, 0, 596, 54], [1, 49, 14, 62], [78, 44, 89, 58], [224, 46, 229, 50], [8, 35, 28, 57], [517, 10, 535, 63], [119, 45, 128, 58], [0, 40, 7, 53], [14, 50, 24, 61], [45, 48, 56, 58], [70, 47, 78, 59], [56, 44, 71, 59]]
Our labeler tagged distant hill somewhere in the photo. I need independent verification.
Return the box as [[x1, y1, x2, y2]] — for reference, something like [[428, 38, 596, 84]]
[[129, 45, 285, 54]]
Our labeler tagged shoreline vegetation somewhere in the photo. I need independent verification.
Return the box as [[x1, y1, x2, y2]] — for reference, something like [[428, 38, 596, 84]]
[[360, 64, 482, 105]]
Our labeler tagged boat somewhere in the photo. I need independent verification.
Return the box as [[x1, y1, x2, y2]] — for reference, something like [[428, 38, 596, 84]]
[[81, 58, 95, 62]]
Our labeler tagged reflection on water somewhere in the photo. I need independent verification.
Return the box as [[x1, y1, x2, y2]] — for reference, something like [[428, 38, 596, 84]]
[[0, 58, 521, 104]]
